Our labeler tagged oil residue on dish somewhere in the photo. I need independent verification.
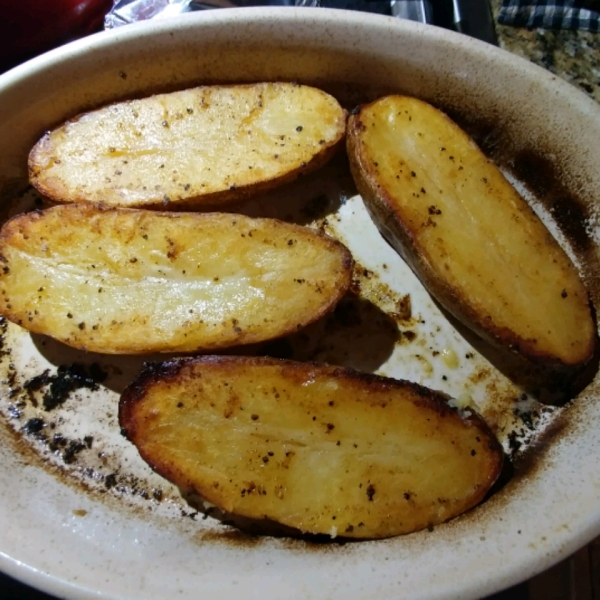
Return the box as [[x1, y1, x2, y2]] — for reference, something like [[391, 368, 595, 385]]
[[0, 124, 595, 538]]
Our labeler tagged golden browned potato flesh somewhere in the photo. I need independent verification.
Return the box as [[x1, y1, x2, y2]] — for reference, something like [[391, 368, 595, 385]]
[[119, 356, 504, 539], [29, 83, 347, 210], [347, 95, 596, 399], [0, 204, 353, 354]]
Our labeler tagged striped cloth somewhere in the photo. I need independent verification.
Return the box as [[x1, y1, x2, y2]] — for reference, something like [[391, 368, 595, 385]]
[[498, 0, 600, 30]]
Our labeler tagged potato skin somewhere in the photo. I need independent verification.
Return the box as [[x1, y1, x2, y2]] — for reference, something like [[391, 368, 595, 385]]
[[119, 356, 504, 539], [347, 95, 596, 402], [29, 82, 347, 210], [0, 204, 353, 354]]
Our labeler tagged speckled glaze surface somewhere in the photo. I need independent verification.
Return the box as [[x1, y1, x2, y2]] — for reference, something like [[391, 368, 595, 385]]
[[1, 8, 600, 600]]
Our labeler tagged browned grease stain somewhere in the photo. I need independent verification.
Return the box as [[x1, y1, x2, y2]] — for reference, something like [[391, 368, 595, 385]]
[[0, 361, 584, 553], [510, 152, 592, 254], [469, 366, 494, 386], [0, 405, 50, 467], [0, 409, 177, 522], [511, 409, 572, 480], [350, 262, 417, 329], [458, 402, 574, 529], [0, 326, 185, 525], [474, 370, 522, 434], [433, 412, 571, 534], [2, 80, 600, 555], [450, 426, 571, 534], [198, 528, 264, 548], [196, 525, 353, 551]]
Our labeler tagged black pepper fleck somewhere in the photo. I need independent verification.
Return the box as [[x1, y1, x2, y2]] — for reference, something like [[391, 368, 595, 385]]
[[366, 484, 376, 501]]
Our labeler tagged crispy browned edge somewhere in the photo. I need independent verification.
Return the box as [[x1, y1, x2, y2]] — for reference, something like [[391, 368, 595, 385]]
[[118, 355, 505, 533], [346, 100, 597, 402], [28, 85, 349, 210], [0, 204, 355, 352]]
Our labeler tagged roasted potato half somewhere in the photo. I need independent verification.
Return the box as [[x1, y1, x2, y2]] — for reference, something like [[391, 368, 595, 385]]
[[29, 82, 347, 210], [119, 356, 504, 539], [0, 204, 353, 354], [347, 95, 596, 400]]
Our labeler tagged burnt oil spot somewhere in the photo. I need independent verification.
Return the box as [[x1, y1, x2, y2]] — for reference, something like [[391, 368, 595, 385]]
[[105, 473, 118, 489], [511, 410, 571, 481], [23, 417, 45, 435], [63, 440, 87, 464], [24, 363, 108, 411], [510, 151, 591, 254], [199, 528, 264, 548], [467, 407, 572, 526], [199, 524, 354, 548]]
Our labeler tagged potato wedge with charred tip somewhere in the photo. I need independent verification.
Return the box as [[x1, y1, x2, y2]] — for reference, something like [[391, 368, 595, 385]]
[[347, 95, 596, 401], [0, 204, 353, 354], [119, 356, 504, 539], [29, 82, 347, 210]]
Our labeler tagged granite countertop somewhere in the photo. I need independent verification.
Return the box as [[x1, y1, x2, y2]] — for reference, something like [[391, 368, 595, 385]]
[[491, 0, 600, 101]]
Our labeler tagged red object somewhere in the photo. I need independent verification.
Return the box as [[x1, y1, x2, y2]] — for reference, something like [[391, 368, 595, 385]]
[[0, 0, 113, 72]]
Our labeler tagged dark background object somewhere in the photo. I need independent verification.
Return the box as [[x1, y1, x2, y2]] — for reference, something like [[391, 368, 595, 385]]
[[445, 0, 498, 43], [0, 572, 56, 599], [321, 0, 392, 13], [0, 0, 113, 73], [321, 0, 498, 43]]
